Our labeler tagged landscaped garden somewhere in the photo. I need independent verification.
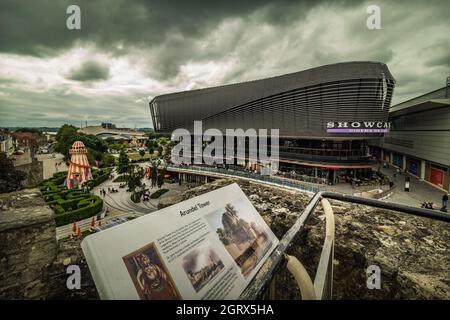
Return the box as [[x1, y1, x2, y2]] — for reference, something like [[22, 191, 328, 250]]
[[36, 168, 111, 226]]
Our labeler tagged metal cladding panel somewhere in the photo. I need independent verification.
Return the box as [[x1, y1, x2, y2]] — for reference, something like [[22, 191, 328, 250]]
[[150, 61, 395, 138]]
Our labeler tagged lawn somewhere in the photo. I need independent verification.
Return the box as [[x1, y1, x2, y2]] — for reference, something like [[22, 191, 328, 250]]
[[127, 152, 156, 161]]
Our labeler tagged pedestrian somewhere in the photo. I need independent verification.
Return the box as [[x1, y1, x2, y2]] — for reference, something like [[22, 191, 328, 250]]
[[442, 193, 449, 209]]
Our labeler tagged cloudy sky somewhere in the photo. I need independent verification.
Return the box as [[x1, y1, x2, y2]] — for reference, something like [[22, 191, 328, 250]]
[[0, 0, 449, 128]]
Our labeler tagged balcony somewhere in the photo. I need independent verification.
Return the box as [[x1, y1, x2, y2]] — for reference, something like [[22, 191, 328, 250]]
[[279, 146, 371, 163]]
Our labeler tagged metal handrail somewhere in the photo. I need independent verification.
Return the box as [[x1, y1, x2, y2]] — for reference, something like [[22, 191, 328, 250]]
[[166, 164, 326, 192], [313, 198, 335, 299], [284, 198, 335, 300]]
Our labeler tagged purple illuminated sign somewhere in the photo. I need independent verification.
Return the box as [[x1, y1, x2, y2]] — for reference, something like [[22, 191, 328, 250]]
[[327, 128, 390, 133], [326, 121, 390, 133]]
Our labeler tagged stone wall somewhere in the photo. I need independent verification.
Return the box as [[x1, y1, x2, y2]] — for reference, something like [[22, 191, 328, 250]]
[[15, 159, 44, 186], [0, 189, 97, 299], [0, 189, 57, 299]]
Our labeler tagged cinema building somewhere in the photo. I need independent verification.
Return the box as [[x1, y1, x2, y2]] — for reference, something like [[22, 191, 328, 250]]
[[150, 61, 395, 183], [370, 82, 450, 191]]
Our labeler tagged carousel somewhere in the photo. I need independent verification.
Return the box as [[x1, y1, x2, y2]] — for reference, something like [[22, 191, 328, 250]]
[[66, 140, 93, 189]]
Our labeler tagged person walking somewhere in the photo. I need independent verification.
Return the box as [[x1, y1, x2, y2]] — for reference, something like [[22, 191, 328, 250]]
[[442, 193, 449, 209]]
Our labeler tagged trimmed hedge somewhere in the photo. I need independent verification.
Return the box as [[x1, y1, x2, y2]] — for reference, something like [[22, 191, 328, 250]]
[[150, 189, 169, 199], [35, 169, 107, 227], [113, 175, 128, 182], [54, 195, 103, 226]]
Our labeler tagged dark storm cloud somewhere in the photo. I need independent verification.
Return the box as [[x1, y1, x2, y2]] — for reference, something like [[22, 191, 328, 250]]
[[0, 0, 449, 128], [0, 0, 356, 80], [66, 60, 110, 81], [0, 0, 299, 54]]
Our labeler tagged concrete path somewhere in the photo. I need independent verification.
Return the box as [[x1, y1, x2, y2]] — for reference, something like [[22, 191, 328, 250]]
[[378, 166, 447, 209]]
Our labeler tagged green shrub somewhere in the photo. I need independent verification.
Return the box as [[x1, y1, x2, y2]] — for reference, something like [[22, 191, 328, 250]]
[[150, 189, 169, 199], [113, 175, 128, 183], [54, 195, 103, 226], [131, 191, 143, 203], [37, 168, 109, 226], [57, 197, 87, 211], [53, 205, 65, 215]]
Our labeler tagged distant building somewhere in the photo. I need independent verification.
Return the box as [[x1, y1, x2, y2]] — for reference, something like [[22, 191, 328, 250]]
[[0, 129, 15, 157], [150, 61, 396, 182], [370, 80, 450, 191], [78, 126, 148, 147], [6, 131, 44, 185], [11, 131, 40, 150]]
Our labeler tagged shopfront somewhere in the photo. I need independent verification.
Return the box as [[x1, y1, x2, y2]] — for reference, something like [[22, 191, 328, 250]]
[[406, 157, 421, 177], [430, 167, 444, 187], [425, 163, 450, 191], [393, 153, 403, 167]]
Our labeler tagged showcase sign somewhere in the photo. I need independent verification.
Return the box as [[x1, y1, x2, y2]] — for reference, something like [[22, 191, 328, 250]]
[[326, 121, 390, 133]]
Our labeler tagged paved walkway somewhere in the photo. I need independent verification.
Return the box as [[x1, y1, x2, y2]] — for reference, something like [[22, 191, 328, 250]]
[[165, 163, 448, 210], [378, 165, 447, 209]]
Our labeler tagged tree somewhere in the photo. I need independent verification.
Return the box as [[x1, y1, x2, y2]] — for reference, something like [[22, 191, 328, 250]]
[[139, 149, 146, 159], [126, 165, 145, 203], [105, 137, 115, 145], [150, 160, 160, 188], [108, 143, 127, 152], [54, 124, 107, 162], [55, 124, 78, 143], [14, 128, 42, 134], [117, 150, 130, 174], [157, 166, 167, 189], [126, 165, 144, 193], [101, 153, 116, 168], [157, 137, 168, 146], [157, 145, 163, 156], [0, 152, 27, 193]]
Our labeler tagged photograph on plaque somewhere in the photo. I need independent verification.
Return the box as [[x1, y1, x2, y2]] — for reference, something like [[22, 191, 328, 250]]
[[206, 199, 273, 278], [181, 240, 225, 292]]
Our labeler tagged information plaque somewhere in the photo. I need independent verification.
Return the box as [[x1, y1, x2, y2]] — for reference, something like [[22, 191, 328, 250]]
[[81, 183, 279, 299]]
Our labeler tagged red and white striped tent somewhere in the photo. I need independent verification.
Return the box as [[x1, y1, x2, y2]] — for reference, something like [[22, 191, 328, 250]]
[[66, 141, 93, 189]]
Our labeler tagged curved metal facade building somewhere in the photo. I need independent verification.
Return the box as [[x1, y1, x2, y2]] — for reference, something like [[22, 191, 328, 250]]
[[150, 61, 395, 138]]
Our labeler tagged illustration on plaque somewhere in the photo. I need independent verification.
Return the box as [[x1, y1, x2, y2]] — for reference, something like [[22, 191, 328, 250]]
[[123, 242, 181, 300]]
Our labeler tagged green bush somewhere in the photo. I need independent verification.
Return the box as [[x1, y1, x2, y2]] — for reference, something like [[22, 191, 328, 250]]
[[150, 189, 169, 199], [54, 195, 103, 226], [131, 191, 143, 203], [56, 197, 87, 211], [113, 175, 128, 182], [36, 168, 109, 226], [53, 205, 65, 215]]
